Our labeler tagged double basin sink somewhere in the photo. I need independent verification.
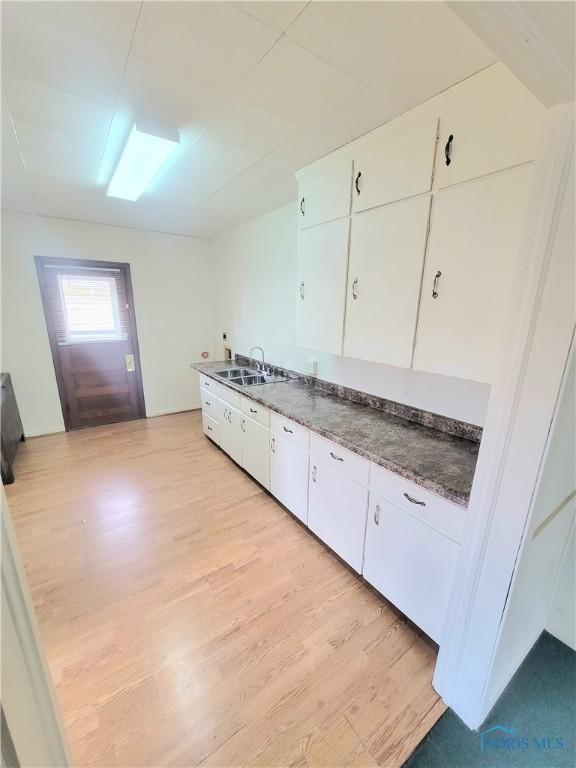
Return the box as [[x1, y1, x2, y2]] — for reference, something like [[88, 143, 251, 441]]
[[212, 367, 290, 387]]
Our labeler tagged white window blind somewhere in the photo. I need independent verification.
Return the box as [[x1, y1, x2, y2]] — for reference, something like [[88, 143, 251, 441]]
[[43, 264, 130, 344]]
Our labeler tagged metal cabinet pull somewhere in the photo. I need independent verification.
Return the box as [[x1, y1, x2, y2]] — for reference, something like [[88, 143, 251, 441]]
[[299, 281, 305, 300], [404, 492, 426, 507], [204, 381, 210, 387], [282, 426, 293, 434], [352, 278, 359, 300], [300, 197, 305, 216], [444, 134, 453, 166], [250, 407, 257, 414], [205, 400, 210, 406], [355, 171, 362, 195], [312, 465, 317, 482], [228, 411, 232, 423], [330, 451, 344, 462], [432, 270, 441, 299], [271, 437, 276, 453], [374, 504, 380, 525], [241, 419, 245, 432], [207, 425, 213, 432]]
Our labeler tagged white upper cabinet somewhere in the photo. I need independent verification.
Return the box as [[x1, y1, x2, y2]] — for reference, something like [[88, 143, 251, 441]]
[[352, 119, 438, 213], [344, 195, 431, 368], [435, 85, 543, 189], [298, 159, 352, 229], [413, 164, 534, 383], [296, 218, 350, 355]]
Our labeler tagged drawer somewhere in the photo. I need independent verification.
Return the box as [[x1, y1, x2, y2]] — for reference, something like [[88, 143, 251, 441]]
[[219, 384, 241, 410], [369, 463, 465, 543], [241, 396, 269, 427], [202, 412, 219, 445], [310, 433, 369, 486], [270, 413, 309, 450], [201, 392, 220, 420], [199, 373, 219, 394]]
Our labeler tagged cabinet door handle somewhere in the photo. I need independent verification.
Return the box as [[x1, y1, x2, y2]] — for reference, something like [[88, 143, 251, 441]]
[[241, 419, 245, 432], [250, 407, 257, 414], [300, 281, 305, 300], [228, 411, 232, 423], [352, 278, 359, 300], [312, 465, 317, 482], [330, 451, 344, 462], [355, 171, 362, 195], [374, 504, 380, 526], [404, 492, 426, 507], [444, 134, 453, 166], [282, 426, 293, 434], [204, 381, 210, 387], [300, 197, 305, 216], [432, 270, 441, 299], [205, 400, 210, 406], [207, 425, 213, 432], [271, 436, 275, 453], [223, 408, 228, 420]]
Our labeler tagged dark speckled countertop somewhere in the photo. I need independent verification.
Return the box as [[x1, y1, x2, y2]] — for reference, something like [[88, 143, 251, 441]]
[[195, 361, 480, 508]]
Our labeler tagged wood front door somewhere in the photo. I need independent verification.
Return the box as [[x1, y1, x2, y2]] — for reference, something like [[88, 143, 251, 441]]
[[36, 257, 145, 430]]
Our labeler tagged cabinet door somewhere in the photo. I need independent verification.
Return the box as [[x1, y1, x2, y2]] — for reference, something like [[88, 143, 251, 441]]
[[296, 218, 350, 355], [435, 85, 543, 189], [352, 119, 438, 213], [308, 460, 368, 573], [242, 416, 270, 489], [270, 434, 309, 524], [220, 404, 242, 465], [344, 195, 431, 367], [413, 164, 533, 383], [363, 494, 459, 643], [298, 160, 352, 229]]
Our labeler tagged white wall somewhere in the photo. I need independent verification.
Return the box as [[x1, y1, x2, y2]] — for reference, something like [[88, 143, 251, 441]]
[[210, 203, 490, 425], [1, 212, 215, 436]]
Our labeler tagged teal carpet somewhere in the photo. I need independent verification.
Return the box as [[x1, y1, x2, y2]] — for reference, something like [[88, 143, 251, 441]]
[[404, 632, 576, 768]]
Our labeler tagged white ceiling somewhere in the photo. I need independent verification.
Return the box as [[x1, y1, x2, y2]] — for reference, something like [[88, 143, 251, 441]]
[[1, 1, 496, 238]]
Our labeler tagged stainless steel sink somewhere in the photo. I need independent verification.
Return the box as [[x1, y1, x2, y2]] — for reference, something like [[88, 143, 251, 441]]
[[212, 367, 290, 386], [213, 367, 257, 378]]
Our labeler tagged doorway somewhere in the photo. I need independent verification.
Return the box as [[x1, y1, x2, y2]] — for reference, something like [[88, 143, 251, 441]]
[[35, 257, 146, 430]]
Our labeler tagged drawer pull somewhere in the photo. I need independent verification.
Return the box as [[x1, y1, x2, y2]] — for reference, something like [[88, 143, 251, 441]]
[[404, 492, 426, 506], [204, 380, 210, 387], [207, 425, 213, 432], [330, 451, 344, 462], [282, 426, 293, 434], [250, 407, 258, 414], [374, 504, 380, 526], [312, 465, 317, 483], [205, 400, 210, 406]]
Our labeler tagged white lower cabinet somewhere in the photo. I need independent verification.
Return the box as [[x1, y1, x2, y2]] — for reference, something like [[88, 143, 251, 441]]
[[308, 458, 369, 573], [270, 433, 309, 524], [363, 493, 459, 643], [241, 415, 270, 489], [219, 403, 243, 465]]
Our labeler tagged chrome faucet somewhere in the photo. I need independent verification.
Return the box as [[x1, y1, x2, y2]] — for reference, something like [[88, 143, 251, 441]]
[[250, 346, 266, 371]]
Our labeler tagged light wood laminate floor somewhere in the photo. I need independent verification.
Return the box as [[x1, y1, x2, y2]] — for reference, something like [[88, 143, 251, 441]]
[[7, 411, 445, 767]]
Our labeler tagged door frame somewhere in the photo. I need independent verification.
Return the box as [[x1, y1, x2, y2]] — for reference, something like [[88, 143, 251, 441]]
[[34, 256, 146, 430]]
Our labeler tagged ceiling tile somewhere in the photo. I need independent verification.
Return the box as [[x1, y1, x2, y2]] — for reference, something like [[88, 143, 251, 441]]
[[131, 1, 280, 94], [3, 75, 113, 141], [203, 97, 302, 154], [118, 56, 226, 135], [233, 1, 308, 32], [1, 94, 36, 214], [287, 1, 495, 107], [192, 157, 297, 234], [268, 127, 344, 171], [20, 0, 140, 50], [146, 136, 259, 208], [236, 37, 365, 125], [1, 2, 127, 104]]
